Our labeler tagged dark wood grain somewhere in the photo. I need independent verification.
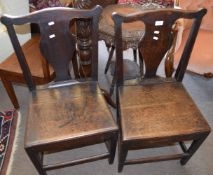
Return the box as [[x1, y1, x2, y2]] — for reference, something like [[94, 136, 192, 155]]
[[119, 83, 210, 142], [113, 8, 211, 172], [26, 82, 117, 148], [1, 6, 118, 175]]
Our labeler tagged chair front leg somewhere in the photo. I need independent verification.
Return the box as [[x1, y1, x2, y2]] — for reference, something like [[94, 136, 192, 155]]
[[25, 147, 46, 175], [109, 132, 118, 164], [180, 133, 209, 165], [118, 139, 128, 172]]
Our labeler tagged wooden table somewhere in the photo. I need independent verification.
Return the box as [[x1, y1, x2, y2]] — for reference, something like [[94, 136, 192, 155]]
[[99, 3, 165, 79], [99, 3, 164, 50], [74, 0, 118, 77], [74, 1, 175, 78], [99, 3, 178, 78]]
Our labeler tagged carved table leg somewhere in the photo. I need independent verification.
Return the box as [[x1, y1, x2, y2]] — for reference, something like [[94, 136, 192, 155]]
[[76, 19, 92, 77], [74, 0, 118, 78]]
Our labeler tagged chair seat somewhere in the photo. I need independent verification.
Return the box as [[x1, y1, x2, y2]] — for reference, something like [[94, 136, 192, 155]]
[[25, 81, 117, 149], [119, 82, 211, 142]]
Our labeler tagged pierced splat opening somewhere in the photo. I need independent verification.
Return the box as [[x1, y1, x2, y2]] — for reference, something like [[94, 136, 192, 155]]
[[154, 30, 160, 34], [153, 36, 159, 40], [48, 21, 55, 26], [155, 20, 164, 26], [49, 34, 56, 39]]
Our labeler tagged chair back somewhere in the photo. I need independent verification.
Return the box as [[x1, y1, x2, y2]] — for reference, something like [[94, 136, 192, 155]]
[[1, 6, 102, 90], [113, 8, 206, 86]]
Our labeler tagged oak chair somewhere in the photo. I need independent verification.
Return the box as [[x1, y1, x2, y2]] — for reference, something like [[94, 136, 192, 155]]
[[103, 0, 175, 74], [113, 8, 211, 172], [0, 35, 55, 109], [101, 0, 177, 95], [1, 6, 118, 175]]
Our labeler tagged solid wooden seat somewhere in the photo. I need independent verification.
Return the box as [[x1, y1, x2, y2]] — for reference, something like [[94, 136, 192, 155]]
[[26, 82, 117, 148], [0, 35, 55, 108], [113, 8, 211, 172], [1, 6, 118, 175], [119, 83, 210, 142]]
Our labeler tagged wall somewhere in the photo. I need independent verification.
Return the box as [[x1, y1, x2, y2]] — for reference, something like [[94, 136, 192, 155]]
[[0, 0, 31, 62], [179, 0, 213, 31]]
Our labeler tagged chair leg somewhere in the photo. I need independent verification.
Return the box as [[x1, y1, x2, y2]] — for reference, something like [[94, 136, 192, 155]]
[[109, 62, 117, 96], [104, 45, 115, 74], [72, 50, 80, 79], [1, 76, 20, 109], [25, 147, 47, 175], [106, 43, 111, 52], [118, 139, 128, 173], [133, 48, 137, 63], [110, 74, 116, 96], [138, 50, 144, 77], [180, 134, 209, 165], [101, 88, 116, 108], [108, 133, 118, 164]]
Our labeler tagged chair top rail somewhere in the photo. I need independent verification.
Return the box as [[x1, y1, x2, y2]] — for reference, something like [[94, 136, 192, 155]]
[[1, 6, 102, 90], [112, 8, 207, 85]]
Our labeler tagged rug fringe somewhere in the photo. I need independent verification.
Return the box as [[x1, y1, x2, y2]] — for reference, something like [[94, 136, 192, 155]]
[[6, 111, 21, 175]]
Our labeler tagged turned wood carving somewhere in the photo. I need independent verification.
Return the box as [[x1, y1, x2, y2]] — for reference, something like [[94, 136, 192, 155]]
[[74, 0, 118, 77]]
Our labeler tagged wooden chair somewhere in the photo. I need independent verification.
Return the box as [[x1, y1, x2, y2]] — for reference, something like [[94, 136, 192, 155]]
[[113, 8, 211, 172], [1, 6, 118, 175], [103, 0, 175, 74], [0, 35, 55, 109], [101, 1, 178, 95]]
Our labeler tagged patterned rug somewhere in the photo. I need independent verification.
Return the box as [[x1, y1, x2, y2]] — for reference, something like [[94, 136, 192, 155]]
[[0, 110, 18, 175]]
